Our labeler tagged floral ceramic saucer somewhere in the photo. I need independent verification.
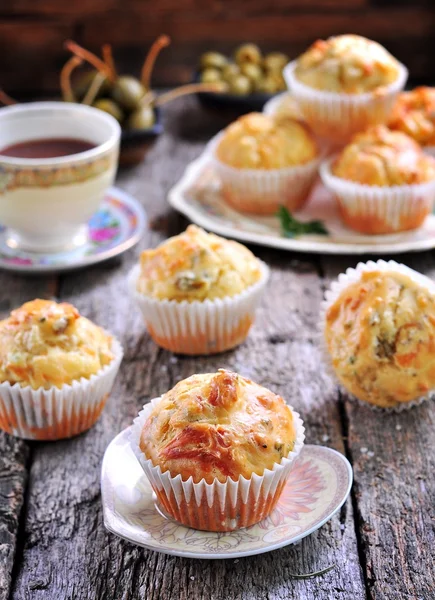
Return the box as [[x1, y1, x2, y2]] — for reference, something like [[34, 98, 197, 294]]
[[101, 427, 353, 559], [0, 186, 146, 273]]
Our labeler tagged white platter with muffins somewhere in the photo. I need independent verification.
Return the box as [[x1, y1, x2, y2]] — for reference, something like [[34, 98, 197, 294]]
[[168, 146, 435, 255], [170, 34, 435, 255]]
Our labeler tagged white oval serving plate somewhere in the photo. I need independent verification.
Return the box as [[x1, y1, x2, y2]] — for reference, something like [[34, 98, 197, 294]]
[[101, 427, 353, 559], [168, 150, 435, 255]]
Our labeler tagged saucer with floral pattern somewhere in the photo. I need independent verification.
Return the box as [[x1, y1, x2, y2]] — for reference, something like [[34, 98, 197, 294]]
[[0, 186, 145, 273], [101, 427, 353, 559]]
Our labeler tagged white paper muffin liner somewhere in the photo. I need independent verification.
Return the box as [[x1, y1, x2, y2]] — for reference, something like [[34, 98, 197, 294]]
[[284, 61, 408, 143], [0, 338, 123, 440], [319, 259, 435, 412], [128, 261, 269, 355], [423, 146, 435, 158], [320, 156, 435, 235], [130, 396, 305, 531], [209, 134, 320, 215]]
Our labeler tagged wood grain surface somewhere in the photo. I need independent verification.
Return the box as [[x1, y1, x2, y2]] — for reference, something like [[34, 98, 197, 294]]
[[0, 0, 434, 96], [0, 98, 434, 600]]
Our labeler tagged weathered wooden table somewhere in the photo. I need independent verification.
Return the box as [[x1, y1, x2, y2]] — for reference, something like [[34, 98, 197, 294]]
[[0, 98, 434, 600]]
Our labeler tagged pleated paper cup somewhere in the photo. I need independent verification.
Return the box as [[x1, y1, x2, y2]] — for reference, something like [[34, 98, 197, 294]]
[[423, 146, 435, 158], [320, 156, 435, 234], [284, 61, 408, 143], [130, 398, 305, 531], [0, 338, 123, 440], [319, 259, 435, 412], [128, 261, 269, 355], [209, 134, 320, 215]]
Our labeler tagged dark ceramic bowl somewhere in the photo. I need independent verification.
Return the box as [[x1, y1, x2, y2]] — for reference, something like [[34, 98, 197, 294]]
[[119, 107, 163, 166], [194, 72, 281, 115]]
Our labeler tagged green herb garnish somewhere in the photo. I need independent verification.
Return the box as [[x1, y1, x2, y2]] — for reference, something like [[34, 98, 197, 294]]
[[277, 206, 328, 238]]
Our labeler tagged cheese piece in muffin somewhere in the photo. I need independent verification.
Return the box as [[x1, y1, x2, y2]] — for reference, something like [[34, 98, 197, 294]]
[[137, 225, 262, 302], [0, 299, 114, 389], [294, 34, 400, 94], [325, 270, 435, 408], [139, 369, 296, 483], [389, 87, 435, 147], [332, 126, 435, 186], [215, 112, 318, 169]]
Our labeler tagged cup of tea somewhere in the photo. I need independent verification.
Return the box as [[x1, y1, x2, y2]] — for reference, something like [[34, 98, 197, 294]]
[[0, 101, 121, 252]]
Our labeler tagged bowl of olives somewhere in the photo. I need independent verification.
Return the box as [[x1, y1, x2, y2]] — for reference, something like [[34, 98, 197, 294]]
[[62, 37, 223, 165], [196, 44, 289, 113]]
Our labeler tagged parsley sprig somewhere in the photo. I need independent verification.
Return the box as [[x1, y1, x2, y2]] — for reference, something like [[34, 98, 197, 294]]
[[278, 206, 328, 238]]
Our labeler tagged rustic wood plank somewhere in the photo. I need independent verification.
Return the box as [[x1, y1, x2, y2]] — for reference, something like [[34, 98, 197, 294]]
[[0, 273, 57, 600], [2, 5, 434, 95], [9, 99, 365, 600], [0, 21, 74, 95], [0, 0, 367, 17], [320, 252, 435, 599]]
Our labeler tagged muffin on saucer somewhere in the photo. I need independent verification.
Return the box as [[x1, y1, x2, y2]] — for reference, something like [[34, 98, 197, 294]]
[[284, 34, 408, 142], [320, 125, 435, 234], [389, 87, 435, 156], [321, 260, 435, 410], [211, 112, 320, 215], [130, 369, 305, 531], [0, 299, 123, 439], [129, 225, 269, 355]]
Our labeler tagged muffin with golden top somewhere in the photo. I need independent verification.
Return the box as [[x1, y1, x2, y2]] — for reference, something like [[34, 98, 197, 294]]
[[321, 260, 435, 409], [137, 224, 262, 302], [129, 226, 269, 355], [130, 369, 305, 530], [284, 34, 408, 141], [389, 87, 435, 153], [320, 125, 435, 234], [212, 112, 320, 214], [0, 299, 122, 440]]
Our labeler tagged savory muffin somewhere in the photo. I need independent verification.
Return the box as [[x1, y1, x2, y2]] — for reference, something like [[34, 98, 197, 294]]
[[332, 126, 435, 186], [324, 268, 435, 408], [0, 299, 114, 389], [137, 225, 262, 302], [320, 125, 435, 234], [284, 35, 407, 142], [294, 35, 400, 94], [215, 112, 318, 169], [131, 369, 304, 530], [0, 299, 122, 440], [389, 87, 435, 147], [130, 226, 268, 355], [139, 369, 297, 483], [213, 112, 319, 214]]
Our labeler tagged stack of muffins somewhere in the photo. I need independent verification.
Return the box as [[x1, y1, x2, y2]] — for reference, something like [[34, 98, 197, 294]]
[[211, 34, 435, 236]]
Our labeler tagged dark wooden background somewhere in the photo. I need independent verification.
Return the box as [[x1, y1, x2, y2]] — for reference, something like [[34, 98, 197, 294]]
[[0, 0, 434, 98]]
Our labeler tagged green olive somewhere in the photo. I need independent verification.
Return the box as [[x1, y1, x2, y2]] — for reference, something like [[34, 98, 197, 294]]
[[73, 70, 110, 100], [263, 52, 289, 73], [111, 76, 146, 111], [240, 63, 263, 85], [255, 73, 286, 94], [229, 74, 251, 95], [200, 68, 222, 84], [92, 98, 124, 123], [234, 44, 262, 65], [127, 106, 155, 130], [200, 51, 228, 70], [222, 63, 240, 82]]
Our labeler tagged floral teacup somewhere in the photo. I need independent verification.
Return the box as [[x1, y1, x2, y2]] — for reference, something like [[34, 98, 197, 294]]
[[0, 102, 121, 252]]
